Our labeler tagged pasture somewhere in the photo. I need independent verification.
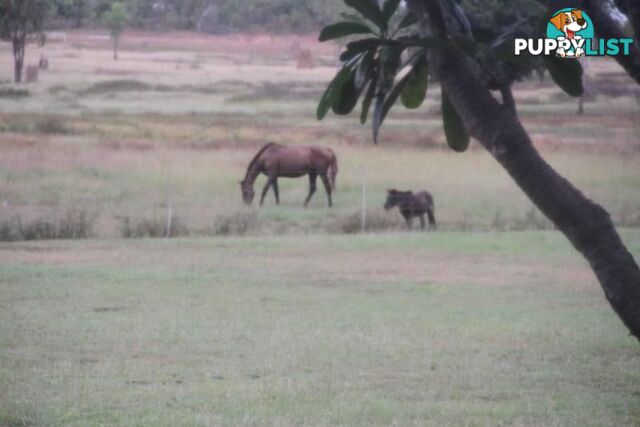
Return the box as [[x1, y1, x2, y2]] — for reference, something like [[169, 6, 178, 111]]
[[1, 31, 640, 425], [2, 232, 640, 426], [0, 32, 639, 237]]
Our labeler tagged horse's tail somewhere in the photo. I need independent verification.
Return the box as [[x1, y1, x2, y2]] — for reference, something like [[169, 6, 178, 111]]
[[328, 150, 338, 191], [427, 208, 436, 228]]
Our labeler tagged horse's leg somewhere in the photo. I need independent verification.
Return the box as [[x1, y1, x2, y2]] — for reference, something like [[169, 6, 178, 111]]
[[304, 173, 317, 207], [320, 174, 332, 207], [272, 178, 280, 204], [419, 214, 426, 230], [402, 212, 412, 230], [260, 177, 273, 206]]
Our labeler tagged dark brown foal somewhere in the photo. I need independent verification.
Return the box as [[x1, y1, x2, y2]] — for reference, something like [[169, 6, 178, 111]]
[[384, 189, 436, 230]]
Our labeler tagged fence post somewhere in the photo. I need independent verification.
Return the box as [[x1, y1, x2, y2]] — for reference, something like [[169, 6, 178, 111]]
[[361, 167, 367, 232]]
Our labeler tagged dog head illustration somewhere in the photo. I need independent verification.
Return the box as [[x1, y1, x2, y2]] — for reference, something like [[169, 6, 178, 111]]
[[550, 9, 588, 39]]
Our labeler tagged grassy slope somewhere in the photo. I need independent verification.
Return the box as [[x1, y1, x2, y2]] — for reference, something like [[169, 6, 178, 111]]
[[1, 32, 639, 426], [1, 231, 639, 426], [1, 36, 640, 237]]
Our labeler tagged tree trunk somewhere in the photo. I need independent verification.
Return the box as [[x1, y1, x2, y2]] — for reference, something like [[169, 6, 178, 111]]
[[409, 0, 640, 340], [12, 35, 25, 83], [14, 59, 23, 83], [443, 37, 640, 344]]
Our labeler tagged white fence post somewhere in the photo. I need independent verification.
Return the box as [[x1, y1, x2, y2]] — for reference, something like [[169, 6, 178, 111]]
[[361, 167, 367, 232]]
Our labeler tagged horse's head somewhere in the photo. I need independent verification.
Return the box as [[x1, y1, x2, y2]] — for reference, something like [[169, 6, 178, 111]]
[[384, 189, 402, 210], [240, 181, 255, 205]]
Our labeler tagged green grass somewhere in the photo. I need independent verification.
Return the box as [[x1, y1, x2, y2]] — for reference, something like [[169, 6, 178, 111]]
[[1, 48, 639, 239], [1, 35, 639, 426], [1, 231, 639, 426], [2, 138, 639, 238]]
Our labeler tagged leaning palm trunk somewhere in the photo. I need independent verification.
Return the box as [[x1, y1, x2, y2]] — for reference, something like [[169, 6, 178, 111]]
[[408, 0, 640, 340]]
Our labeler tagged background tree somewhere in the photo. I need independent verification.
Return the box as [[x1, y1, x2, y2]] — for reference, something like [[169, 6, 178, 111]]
[[0, 0, 50, 83], [317, 0, 640, 340], [102, 1, 126, 60], [53, 0, 93, 28]]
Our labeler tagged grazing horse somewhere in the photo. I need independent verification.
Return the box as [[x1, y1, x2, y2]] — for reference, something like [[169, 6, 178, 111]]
[[384, 189, 436, 230], [240, 143, 338, 207]]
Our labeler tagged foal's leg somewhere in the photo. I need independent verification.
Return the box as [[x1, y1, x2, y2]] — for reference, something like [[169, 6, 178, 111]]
[[272, 178, 280, 204], [304, 173, 317, 207], [260, 177, 274, 206], [320, 174, 333, 207]]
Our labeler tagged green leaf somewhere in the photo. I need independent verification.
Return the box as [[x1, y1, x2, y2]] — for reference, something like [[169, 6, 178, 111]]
[[340, 49, 363, 62], [379, 45, 402, 92], [360, 79, 377, 125], [381, 68, 413, 118], [331, 70, 361, 115], [344, 0, 387, 32], [372, 64, 413, 142], [543, 55, 584, 97], [382, 0, 401, 21], [399, 36, 452, 50], [340, 38, 384, 62], [372, 93, 386, 143], [346, 37, 383, 55], [319, 21, 374, 42], [442, 93, 470, 152], [355, 50, 374, 89], [397, 12, 419, 30], [369, 44, 414, 142], [401, 60, 428, 109], [317, 64, 354, 120]]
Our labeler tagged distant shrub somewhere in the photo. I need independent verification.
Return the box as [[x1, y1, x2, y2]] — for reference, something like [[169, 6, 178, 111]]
[[49, 85, 69, 94], [211, 211, 259, 236], [337, 211, 399, 234], [511, 207, 553, 231], [227, 82, 323, 103], [491, 210, 507, 232], [0, 209, 94, 242], [0, 87, 30, 99], [35, 116, 69, 134], [81, 80, 152, 95], [1, 115, 69, 135], [119, 215, 188, 238]]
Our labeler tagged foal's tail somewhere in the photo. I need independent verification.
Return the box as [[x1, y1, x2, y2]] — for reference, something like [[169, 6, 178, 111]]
[[328, 150, 338, 191]]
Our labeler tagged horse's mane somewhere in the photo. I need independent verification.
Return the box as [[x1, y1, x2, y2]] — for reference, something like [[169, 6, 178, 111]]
[[245, 142, 277, 177]]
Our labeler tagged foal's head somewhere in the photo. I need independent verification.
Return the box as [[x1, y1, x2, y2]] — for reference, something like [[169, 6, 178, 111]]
[[384, 189, 409, 210], [240, 181, 255, 205]]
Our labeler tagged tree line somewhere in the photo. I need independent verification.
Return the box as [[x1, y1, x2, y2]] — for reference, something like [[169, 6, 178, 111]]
[[45, 0, 348, 32], [1, 0, 348, 82]]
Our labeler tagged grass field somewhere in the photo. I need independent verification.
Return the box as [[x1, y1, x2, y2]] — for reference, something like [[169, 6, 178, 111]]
[[2, 231, 640, 426], [0, 31, 639, 237], [1, 30, 640, 426]]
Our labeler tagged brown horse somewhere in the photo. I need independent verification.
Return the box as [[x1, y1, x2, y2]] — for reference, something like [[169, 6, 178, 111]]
[[240, 143, 338, 207], [384, 189, 436, 230]]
